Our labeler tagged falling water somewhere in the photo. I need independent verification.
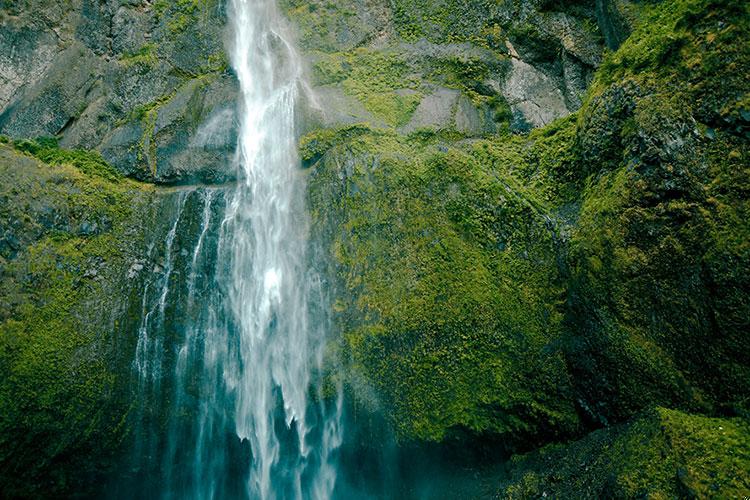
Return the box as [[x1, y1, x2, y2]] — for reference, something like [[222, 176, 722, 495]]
[[128, 0, 342, 498]]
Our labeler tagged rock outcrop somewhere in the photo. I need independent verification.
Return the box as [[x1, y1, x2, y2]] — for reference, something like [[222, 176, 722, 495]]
[[0, 138, 174, 495], [285, 0, 604, 135], [0, 0, 237, 183], [301, 0, 750, 489]]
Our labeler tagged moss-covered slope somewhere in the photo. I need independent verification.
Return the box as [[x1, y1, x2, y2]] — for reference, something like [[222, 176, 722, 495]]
[[304, 0, 750, 457], [308, 126, 579, 444], [499, 408, 750, 498], [0, 138, 174, 496], [565, 0, 750, 425]]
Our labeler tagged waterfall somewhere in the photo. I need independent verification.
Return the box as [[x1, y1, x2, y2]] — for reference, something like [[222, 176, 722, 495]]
[[223, 0, 342, 496], [128, 1, 342, 498]]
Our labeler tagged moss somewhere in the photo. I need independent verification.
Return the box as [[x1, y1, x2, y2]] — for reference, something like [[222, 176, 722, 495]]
[[282, 0, 369, 52], [299, 123, 373, 166], [12, 137, 123, 182], [303, 0, 750, 453], [308, 126, 580, 444], [588, 0, 749, 129], [118, 43, 158, 68], [312, 49, 423, 126], [0, 143, 157, 496], [499, 408, 750, 498], [565, 0, 750, 424], [390, 0, 496, 43], [161, 0, 219, 34]]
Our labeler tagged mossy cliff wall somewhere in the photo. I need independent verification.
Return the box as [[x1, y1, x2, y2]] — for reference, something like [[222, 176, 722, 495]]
[[0, 2, 239, 493], [0, 137, 194, 495], [297, 0, 750, 494]]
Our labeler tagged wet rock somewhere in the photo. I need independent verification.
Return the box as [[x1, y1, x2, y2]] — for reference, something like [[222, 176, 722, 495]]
[[78, 221, 99, 236], [0, 0, 236, 184], [502, 57, 571, 130], [127, 260, 145, 279], [596, 0, 635, 51]]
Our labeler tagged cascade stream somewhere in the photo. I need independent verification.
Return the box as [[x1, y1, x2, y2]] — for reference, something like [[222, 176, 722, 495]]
[[128, 1, 342, 498]]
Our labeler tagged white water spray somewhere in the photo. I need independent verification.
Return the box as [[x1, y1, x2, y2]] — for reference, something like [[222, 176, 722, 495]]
[[131, 1, 342, 498], [224, 0, 340, 497]]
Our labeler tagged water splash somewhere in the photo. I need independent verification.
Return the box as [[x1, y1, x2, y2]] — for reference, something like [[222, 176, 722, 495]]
[[129, 1, 342, 498]]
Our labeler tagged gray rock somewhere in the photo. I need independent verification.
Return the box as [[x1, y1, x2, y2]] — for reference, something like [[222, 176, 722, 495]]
[[0, 20, 59, 110], [127, 261, 144, 279], [562, 51, 591, 110], [0, 0, 236, 184], [306, 85, 381, 128], [98, 119, 144, 178], [596, 0, 635, 51], [401, 87, 459, 133], [502, 57, 570, 131], [455, 95, 495, 137], [0, 42, 103, 138], [111, 5, 150, 55]]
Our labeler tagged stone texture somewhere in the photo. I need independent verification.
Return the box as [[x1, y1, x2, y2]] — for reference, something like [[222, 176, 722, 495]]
[[502, 57, 571, 131], [401, 87, 459, 132], [0, 0, 237, 184]]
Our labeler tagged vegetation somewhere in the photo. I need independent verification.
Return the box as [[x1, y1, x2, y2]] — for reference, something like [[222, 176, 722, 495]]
[[12, 137, 123, 182], [312, 49, 423, 126], [309, 125, 580, 443], [0, 142, 157, 496], [1, 0, 748, 495], [303, 0, 750, 482], [499, 408, 750, 498]]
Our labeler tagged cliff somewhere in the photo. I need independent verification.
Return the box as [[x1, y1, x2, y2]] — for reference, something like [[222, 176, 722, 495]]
[[0, 0, 748, 497]]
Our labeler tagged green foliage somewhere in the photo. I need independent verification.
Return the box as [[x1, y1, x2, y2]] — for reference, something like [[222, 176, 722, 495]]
[[281, 0, 368, 52], [0, 143, 155, 496], [390, 0, 496, 43], [159, 0, 218, 34], [304, 0, 750, 452], [590, 0, 750, 127], [312, 49, 423, 126], [308, 127, 580, 443], [499, 408, 750, 498], [119, 43, 158, 68], [566, 0, 750, 424], [299, 124, 372, 165], [12, 137, 123, 182]]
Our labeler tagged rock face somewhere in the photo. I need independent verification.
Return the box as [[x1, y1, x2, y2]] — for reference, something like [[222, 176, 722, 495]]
[[499, 408, 750, 498], [0, 0, 749, 497], [0, 0, 237, 184], [595, 0, 636, 50], [301, 0, 750, 487], [285, 0, 603, 136], [306, 125, 580, 444], [0, 138, 185, 495]]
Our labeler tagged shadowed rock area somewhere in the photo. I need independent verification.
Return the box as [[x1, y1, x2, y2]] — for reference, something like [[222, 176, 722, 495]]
[[0, 0, 237, 184]]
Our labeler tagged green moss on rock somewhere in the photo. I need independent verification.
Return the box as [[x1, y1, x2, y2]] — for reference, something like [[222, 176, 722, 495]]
[[308, 124, 581, 444], [311, 49, 423, 127], [304, 0, 750, 453], [0, 143, 160, 496], [566, 0, 750, 425], [499, 408, 750, 498]]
